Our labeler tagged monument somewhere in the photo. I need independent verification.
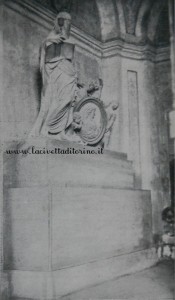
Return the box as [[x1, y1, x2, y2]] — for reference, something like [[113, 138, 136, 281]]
[[29, 12, 77, 140], [29, 12, 118, 148], [3, 8, 157, 300]]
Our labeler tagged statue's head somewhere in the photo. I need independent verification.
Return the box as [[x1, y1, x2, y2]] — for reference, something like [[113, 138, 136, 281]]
[[73, 112, 81, 123], [54, 12, 71, 40], [111, 102, 119, 111]]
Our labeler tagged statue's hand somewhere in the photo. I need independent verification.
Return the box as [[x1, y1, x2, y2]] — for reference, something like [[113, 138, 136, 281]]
[[43, 36, 63, 47], [59, 36, 66, 42], [77, 81, 85, 89], [71, 99, 76, 107]]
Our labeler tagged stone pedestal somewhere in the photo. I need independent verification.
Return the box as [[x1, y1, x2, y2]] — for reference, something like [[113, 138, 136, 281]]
[[0, 273, 9, 300], [3, 139, 157, 299]]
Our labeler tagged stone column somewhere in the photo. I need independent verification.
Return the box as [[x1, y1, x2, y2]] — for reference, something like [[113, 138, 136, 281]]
[[168, 0, 175, 209], [169, 0, 175, 142], [0, 1, 8, 298], [0, 0, 3, 288], [127, 70, 142, 188]]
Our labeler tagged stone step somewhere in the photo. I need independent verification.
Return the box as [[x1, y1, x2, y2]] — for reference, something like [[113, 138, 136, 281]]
[[3, 138, 134, 189]]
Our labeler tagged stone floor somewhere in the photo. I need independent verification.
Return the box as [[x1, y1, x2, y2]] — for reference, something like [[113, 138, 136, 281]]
[[61, 260, 174, 300]]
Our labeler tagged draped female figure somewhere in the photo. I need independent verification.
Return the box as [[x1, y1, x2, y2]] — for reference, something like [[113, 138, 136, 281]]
[[29, 12, 77, 139]]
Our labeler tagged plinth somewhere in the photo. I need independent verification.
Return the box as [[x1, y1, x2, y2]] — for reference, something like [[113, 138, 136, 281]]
[[3, 139, 157, 299]]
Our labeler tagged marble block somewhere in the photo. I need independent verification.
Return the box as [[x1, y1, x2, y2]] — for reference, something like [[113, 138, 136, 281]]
[[4, 139, 134, 189], [3, 139, 155, 299]]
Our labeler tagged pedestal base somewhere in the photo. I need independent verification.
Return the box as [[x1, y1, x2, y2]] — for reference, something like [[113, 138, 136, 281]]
[[9, 248, 158, 300], [0, 273, 9, 300], [3, 139, 156, 299]]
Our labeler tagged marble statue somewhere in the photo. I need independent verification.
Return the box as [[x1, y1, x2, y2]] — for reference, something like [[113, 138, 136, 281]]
[[29, 12, 77, 140], [103, 102, 119, 149], [27, 13, 118, 148]]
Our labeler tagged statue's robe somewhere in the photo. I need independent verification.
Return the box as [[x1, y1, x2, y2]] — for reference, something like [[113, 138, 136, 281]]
[[29, 39, 77, 137]]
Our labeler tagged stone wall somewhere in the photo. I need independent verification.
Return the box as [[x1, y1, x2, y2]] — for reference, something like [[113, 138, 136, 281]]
[[3, 3, 102, 141], [101, 51, 171, 232], [3, 5, 47, 140], [1, 2, 9, 299]]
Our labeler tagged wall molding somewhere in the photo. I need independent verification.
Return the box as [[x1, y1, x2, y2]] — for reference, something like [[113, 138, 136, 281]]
[[5, 0, 170, 62], [102, 39, 170, 62], [5, 0, 103, 59]]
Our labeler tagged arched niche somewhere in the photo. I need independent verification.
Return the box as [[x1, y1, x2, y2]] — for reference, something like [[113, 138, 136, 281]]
[[132, 0, 170, 47]]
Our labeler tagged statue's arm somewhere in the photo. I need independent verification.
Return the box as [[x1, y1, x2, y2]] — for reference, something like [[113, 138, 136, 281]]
[[106, 114, 116, 132]]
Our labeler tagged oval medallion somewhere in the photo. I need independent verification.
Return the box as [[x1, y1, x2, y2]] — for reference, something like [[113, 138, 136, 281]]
[[74, 97, 107, 145]]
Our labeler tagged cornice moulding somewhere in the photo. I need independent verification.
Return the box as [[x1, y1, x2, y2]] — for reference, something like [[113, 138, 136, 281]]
[[5, 0, 170, 63], [5, 0, 55, 29], [102, 40, 170, 62], [5, 0, 103, 58]]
